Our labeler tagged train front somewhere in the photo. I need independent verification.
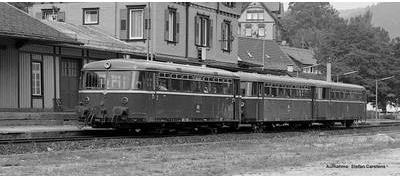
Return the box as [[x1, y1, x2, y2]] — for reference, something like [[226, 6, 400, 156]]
[[76, 60, 132, 128]]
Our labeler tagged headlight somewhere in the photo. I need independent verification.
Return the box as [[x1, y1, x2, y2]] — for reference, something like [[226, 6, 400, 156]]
[[84, 97, 90, 104], [121, 97, 129, 105]]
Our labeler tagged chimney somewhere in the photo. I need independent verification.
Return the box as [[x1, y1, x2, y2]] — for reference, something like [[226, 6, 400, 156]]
[[326, 62, 331, 82]]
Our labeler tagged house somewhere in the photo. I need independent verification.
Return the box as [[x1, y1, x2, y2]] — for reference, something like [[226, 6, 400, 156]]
[[0, 2, 143, 111], [280, 45, 324, 80], [238, 2, 283, 41], [238, 37, 296, 75], [29, 2, 243, 70]]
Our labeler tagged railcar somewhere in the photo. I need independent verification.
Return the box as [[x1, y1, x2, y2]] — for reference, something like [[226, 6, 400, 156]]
[[237, 72, 366, 129], [76, 59, 241, 130]]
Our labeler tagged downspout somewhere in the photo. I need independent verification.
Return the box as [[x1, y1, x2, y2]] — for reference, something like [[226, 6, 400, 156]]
[[262, 39, 265, 71], [147, 2, 151, 61], [114, 2, 117, 38], [185, 2, 189, 58], [151, 2, 155, 61]]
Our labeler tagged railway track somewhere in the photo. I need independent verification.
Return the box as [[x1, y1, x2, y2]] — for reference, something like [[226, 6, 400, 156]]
[[1, 122, 400, 145]]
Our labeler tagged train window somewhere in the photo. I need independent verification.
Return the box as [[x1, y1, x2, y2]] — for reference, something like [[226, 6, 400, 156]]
[[83, 71, 106, 89], [271, 87, 277, 97], [158, 77, 169, 91], [278, 87, 285, 97], [252, 83, 258, 97], [264, 86, 271, 96], [322, 88, 329, 99], [182, 79, 191, 92], [171, 78, 181, 91], [107, 71, 132, 90]]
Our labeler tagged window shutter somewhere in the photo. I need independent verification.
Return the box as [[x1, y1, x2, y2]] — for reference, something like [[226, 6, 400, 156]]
[[164, 9, 169, 41], [175, 12, 180, 43], [119, 9, 128, 40], [143, 6, 150, 39], [229, 23, 232, 51], [208, 19, 213, 48], [194, 16, 199, 45], [35, 12, 42, 19], [57, 11, 65, 22], [221, 22, 225, 49]]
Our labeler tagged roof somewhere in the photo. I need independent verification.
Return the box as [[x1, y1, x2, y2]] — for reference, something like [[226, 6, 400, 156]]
[[237, 72, 365, 91], [280, 46, 317, 65], [238, 37, 296, 71], [83, 59, 239, 78], [261, 2, 282, 13], [43, 21, 145, 55], [0, 3, 79, 44]]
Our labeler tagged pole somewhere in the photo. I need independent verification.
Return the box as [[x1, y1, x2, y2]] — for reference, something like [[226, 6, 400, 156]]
[[375, 79, 378, 119]]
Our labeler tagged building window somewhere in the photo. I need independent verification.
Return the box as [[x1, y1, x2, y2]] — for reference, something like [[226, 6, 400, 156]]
[[129, 8, 144, 39], [32, 62, 42, 96], [83, 8, 99, 25], [221, 21, 232, 51], [258, 27, 265, 37], [245, 26, 252, 37], [165, 8, 178, 42], [41, 8, 65, 22], [246, 10, 264, 21], [195, 15, 211, 47], [223, 2, 235, 8]]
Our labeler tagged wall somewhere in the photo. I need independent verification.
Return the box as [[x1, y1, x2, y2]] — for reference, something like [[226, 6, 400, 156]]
[[0, 39, 18, 109], [238, 3, 277, 40], [30, 2, 242, 67]]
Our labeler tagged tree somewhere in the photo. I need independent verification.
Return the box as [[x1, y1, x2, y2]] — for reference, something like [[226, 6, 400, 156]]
[[281, 2, 344, 49], [282, 3, 400, 111]]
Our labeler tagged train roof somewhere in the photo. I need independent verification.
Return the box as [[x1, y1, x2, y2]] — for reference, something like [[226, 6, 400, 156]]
[[237, 72, 365, 91], [82, 59, 239, 78]]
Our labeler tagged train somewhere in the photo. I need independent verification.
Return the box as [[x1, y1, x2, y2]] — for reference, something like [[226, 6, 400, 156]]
[[76, 59, 366, 132]]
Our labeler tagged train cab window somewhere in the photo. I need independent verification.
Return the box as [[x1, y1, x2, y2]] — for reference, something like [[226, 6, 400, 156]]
[[83, 71, 106, 89], [108, 71, 132, 90]]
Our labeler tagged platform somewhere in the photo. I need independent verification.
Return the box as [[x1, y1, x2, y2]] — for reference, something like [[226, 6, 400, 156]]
[[0, 112, 77, 126]]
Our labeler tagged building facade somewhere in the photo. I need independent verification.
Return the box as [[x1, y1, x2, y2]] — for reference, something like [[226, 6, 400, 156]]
[[238, 2, 283, 41], [29, 2, 243, 69]]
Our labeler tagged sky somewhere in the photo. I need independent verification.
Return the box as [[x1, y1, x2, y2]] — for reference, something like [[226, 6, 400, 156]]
[[283, 2, 377, 11]]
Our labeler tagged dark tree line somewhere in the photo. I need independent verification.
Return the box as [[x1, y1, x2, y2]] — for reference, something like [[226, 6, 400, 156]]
[[281, 2, 400, 111]]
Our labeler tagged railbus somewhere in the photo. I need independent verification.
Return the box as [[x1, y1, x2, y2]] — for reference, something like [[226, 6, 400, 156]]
[[76, 59, 367, 132], [237, 72, 366, 129], [77, 59, 241, 130]]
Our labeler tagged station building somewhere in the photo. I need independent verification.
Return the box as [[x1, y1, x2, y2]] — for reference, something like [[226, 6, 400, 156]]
[[0, 3, 142, 112]]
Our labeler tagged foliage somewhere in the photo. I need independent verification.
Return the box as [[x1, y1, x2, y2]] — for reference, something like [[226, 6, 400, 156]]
[[281, 2, 400, 111]]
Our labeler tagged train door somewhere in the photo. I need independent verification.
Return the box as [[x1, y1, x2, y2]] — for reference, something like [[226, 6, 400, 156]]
[[311, 86, 316, 120], [233, 79, 241, 122], [256, 82, 264, 121]]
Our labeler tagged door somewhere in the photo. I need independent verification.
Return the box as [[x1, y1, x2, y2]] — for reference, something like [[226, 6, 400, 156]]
[[60, 58, 81, 111]]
